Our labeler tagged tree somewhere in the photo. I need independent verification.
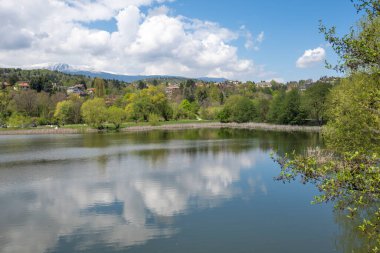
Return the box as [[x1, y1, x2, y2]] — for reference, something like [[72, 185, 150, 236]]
[[125, 86, 172, 122], [182, 79, 196, 102], [218, 95, 257, 123], [267, 90, 286, 123], [256, 98, 271, 122], [276, 1, 380, 251], [174, 99, 196, 120], [320, 0, 380, 72], [107, 106, 126, 129], [302, 82, 332, 125], [0, 90, 11, 126], [195, 86, 209, 106], [278, 89, 306, 125], [54, 96, 83, 126], [94, 78, 105, 97], [81, 98, 108, 129], [11, 90, 38, 117], [54, 100, 76, 125], [323, 73, 380, 154], [137, 80, 147, 90]]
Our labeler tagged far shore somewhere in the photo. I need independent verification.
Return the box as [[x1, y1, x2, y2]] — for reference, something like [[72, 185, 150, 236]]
[[0, 122, 321, 135]]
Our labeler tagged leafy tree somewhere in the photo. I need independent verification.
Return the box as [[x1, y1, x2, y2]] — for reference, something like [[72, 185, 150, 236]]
[[8, 73, 18, 86], [0, 91, 11, 126], [218, 95, 257, 123], [137, 80, 147, 90], [302, 82, 332, 125], [173, 99, 198, 120], [107, 106, 126, 129], [276, 1, 380, 251], [94, 78, 106, 97], [195, 86, 209, 106], [125, 86, 172, 122], [81, 98, 108, 129], [267, 90, 286, 123], [320, 0, 380, 72], [256, 98, 271, 122], [152, 79, 159, 86], [182, 79, 196, 102], [54, 96, 83, 126], [278, 89, 306, 125], [11, 90, 38, 117], [323, 73, 380, 154], [36, 92, 53, 120], [54, 100, 76, 125]]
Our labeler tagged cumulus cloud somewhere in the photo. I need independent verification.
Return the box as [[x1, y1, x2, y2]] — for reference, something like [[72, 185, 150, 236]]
[[296, 47, 326, 68], [0, 0, 271, 80], [240, 26, 264, 51]]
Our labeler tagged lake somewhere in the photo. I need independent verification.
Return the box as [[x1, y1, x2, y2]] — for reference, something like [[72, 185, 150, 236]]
[[0, 129, 354, 253]]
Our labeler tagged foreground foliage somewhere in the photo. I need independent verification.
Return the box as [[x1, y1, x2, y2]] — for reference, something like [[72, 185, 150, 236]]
[[275, 1, 380, 251]]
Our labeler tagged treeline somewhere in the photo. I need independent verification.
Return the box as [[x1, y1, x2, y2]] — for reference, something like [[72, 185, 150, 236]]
[[0, 68, 128, 94], [0, 71, 336, 129]]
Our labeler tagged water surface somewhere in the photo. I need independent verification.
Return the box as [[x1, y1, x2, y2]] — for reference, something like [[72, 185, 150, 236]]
[[0, 129, 351, 252]]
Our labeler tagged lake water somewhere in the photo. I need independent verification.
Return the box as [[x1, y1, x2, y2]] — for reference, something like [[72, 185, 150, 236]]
[[0, 129, 354, 253]]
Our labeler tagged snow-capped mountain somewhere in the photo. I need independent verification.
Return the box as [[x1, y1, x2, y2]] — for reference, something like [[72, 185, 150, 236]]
[[16, 63, 228, 83]]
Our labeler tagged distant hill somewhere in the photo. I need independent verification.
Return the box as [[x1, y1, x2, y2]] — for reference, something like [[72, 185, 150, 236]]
[[22, 63, 228, 83]]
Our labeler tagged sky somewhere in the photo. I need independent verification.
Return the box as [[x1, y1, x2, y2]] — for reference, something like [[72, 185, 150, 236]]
[[0, 0, 359, 82]]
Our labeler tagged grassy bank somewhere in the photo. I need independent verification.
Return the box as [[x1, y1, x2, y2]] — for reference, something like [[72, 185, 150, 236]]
[[0, 121, 321, 135]]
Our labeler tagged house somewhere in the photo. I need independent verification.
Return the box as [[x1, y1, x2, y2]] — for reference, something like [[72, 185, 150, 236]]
[[165, 84, 180, 99], [14, 82, 30, 91], [87, 88, 96, 94], [67, 84, 87, 96], [256, 81, 272, 88]]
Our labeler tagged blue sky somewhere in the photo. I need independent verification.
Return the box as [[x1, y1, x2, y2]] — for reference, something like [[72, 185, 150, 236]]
[[166, 0, 358, 81], [0, 0, 359, 82]]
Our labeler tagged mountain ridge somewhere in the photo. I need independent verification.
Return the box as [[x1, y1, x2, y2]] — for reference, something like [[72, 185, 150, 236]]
[[21, 63, 228, 83]]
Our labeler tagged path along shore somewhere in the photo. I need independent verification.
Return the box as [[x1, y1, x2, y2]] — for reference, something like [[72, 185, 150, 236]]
[[0, 123, 321, 135]]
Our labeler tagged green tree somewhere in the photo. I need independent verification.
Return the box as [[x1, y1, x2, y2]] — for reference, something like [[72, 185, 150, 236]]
[[320, 0, 380, 72], [0, 90, 11, 126], [302, 82, 332, 125], [267, 90, 286, 123], [218, 95, 257, 123], [107, 106, 126, 129], [125, 86, 172, 122], [94, 78, 106, 97], [195, 86, 209, 106], [182, 79, 196, 102], [137, 80, 147, 90], [81, 98, 108, 129], [276, 1, 380, 251], [323, 73, 380, 154], [278, 89, 306, 125], [256, 98, 271, 122], [54, 100, 76, 125]]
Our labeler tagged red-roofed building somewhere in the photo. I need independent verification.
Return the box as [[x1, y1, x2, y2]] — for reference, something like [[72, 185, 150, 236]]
[[15, 82, 30, 91]]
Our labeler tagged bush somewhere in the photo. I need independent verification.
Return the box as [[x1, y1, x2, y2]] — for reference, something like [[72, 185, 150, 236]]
[[7, 113, 32, 128], [148, 113, 161, 126], [200, 107, 220, 120]]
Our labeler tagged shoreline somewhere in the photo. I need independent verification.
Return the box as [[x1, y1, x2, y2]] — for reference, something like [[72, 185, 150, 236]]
[[0, 122, 321, 135]]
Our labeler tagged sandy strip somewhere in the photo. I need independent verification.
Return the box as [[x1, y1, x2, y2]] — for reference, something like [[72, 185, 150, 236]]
[[0, 122, 321, 135]]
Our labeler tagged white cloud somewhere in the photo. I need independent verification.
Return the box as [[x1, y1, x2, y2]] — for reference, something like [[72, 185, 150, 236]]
[[0, 0, 272, 81], [296, 47, 326, 68], [240, 26, 264, 51]]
